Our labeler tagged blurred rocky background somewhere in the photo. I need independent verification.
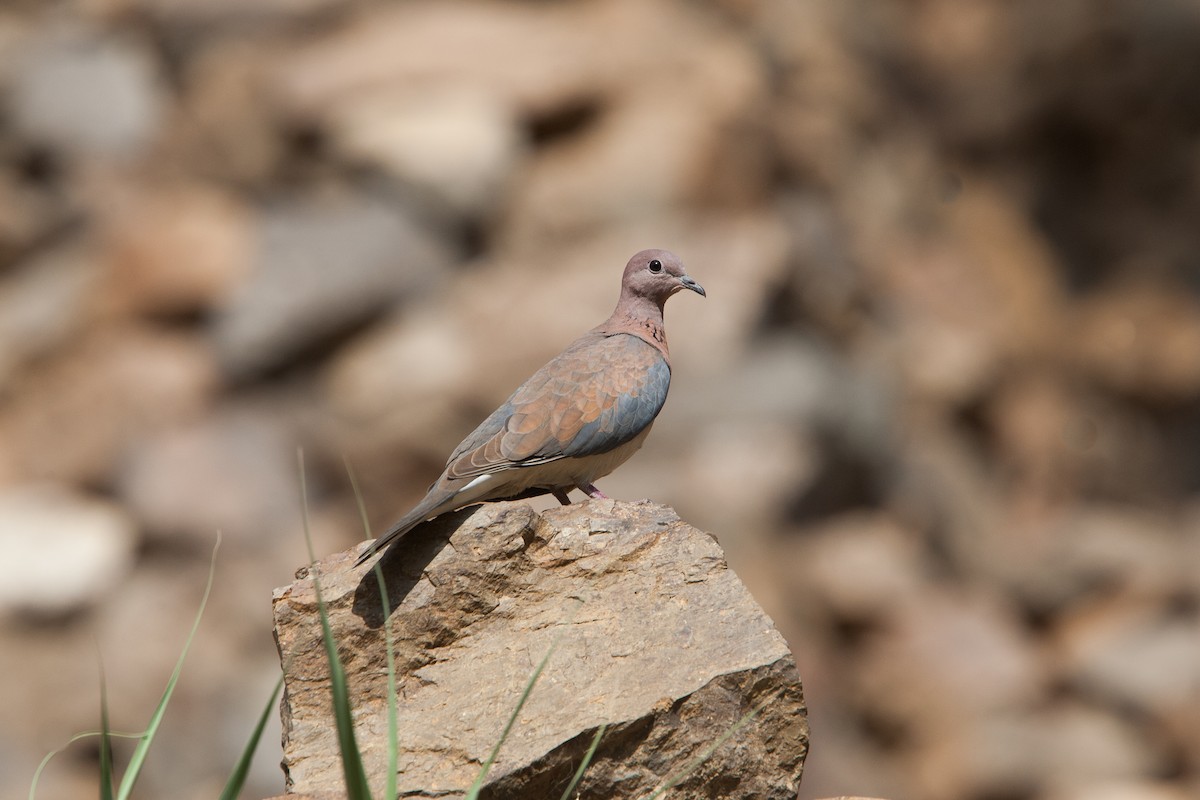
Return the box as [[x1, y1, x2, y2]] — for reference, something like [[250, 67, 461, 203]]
[[3, 1, 1199, 799]]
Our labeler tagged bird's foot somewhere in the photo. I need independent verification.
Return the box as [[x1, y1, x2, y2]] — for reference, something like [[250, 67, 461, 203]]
[[552, 488, 573, 505], [581, 483, 609, 500]]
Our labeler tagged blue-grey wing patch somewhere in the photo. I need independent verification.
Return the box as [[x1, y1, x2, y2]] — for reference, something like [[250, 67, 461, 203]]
[[443, 332, 671, 480]]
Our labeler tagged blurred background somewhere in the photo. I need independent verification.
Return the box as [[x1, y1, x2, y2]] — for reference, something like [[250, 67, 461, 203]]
[[3, 1, 1200, 798]]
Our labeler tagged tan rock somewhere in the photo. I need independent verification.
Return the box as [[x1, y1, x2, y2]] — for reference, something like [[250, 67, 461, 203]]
[[94, 178, 254, 316], [330, 86, 524, 218], [273, 500, 807, 798], [0, 324, 218, 484], [1066, 278, 1200, 401], [857, 181, 1063, 403], [271, 0, 770, 236]]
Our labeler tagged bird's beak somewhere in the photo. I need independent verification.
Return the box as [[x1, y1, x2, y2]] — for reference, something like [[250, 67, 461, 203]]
[[679, 275, 706, 297]]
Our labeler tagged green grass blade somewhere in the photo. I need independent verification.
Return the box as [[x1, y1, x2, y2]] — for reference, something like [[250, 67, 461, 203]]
[[641, 689, 782, 800], [30, 729, 143, 800], [345, 457, 399, 800], [115, 534, 222, 800], [99, 669, 114, 800], [299, 450, 372, 800], [217, 674, 284, 800], [557, 723, 608, 800], [372, 561, 398, 800], [465, 634, 562, 800]]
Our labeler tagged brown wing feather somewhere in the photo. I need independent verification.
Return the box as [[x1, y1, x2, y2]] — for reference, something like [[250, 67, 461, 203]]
[[445, 333, 669, 480]]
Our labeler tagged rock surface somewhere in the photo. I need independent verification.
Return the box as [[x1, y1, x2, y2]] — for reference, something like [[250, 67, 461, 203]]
[[272, 499, 807, 799], [0, 483, 137, 617]]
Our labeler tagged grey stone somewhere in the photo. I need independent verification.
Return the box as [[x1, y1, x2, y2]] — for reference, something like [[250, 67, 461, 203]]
[[0, 244, 97, 386], [11, 30, 165, 158], [210, 195, 451, 378], [116, 411, 299, 546], [273, 499, 807, 798]]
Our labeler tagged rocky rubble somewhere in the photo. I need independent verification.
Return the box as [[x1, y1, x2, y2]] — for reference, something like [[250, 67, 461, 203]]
[[3, 1, 1200, 799]]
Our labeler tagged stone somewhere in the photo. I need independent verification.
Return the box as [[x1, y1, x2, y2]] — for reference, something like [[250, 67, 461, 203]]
[[323, 303, 478, 461], [852, 589, 1042, 732], [0, 483, 137, 616], [999, 507, 1186, 617], [913, 702, 1164, 800], [1045, 782, 1196, 800], [1066, 279, 1200, 401], [133, 0, 345, 28], [0, 324, 218, 485], [115, 410, 299, 547], [10, 29, 165, 159], [858, 182, 1063, 404], [329, 86, 523, 218], [273, 499, 807, 799], [270, 0, 770, 237], [775, 514, 928, 625], [0, 243, 97, 386], [1056, 603, 1200, 720], [210, 194, 452, 378], [161, 39, 287, 185], [94, 178, 254, 316]]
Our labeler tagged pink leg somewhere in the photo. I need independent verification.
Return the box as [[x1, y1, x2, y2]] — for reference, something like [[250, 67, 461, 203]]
[[552, 488, 573, 505], [581, 483, 609, 500]]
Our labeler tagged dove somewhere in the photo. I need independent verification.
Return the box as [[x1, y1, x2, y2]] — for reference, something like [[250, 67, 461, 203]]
[[355, 249, 704, 566]]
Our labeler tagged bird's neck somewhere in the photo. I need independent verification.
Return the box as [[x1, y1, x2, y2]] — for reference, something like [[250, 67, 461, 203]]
[[596, 293, 670, 358]]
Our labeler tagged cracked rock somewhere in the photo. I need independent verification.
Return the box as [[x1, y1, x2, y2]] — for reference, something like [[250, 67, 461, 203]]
[[272, 499, 807, 799]]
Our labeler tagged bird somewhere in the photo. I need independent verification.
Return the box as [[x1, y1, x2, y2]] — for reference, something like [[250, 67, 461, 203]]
[[355, 248, 705, 566]]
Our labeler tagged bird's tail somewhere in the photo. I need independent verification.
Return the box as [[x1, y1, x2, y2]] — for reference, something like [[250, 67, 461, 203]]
[[353, 487, 459, 566]]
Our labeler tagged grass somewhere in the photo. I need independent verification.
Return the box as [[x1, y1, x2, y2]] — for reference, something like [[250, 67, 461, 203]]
[[31, 534, 282, 800]]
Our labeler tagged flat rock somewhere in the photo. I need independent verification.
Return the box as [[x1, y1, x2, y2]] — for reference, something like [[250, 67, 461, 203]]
[[10, 28, 165, 158], [273, 499, 807, 798], [0, 483, 137, 616], [210, 194, 451, 378]]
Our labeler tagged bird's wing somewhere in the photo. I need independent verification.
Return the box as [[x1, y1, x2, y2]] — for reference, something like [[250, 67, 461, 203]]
[[444, 332, 671, 481]]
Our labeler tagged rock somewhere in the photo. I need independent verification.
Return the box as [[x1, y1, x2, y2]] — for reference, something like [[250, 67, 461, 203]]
[[857, 182, 1063, 404], [1045, 782, 1196, 800], [774, 514, 928, 626], [330, 86, 523, 219], [852, 589, 1042, 732], [271, 0, 770, 237], [94, 178, 254, 316], [210, 194, 452, 378], [133, 0, 345, 29], [323, 303, 478, 461], [273, 500, 807, 798], [115, 410, 299, 547], [998, 507, 1187, 618], [914, 701, 1165, 800], [1056, 602, 1200, 720], [1066, 279, 1200, 401], [0, 324, 218, 485], [0, 483, 137, 616], [161, 39, 287, 186], [0, 242, 97, 386], [10, 28, 165, 159]]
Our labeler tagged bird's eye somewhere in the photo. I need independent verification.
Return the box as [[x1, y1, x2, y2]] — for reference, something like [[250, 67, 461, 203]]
[[648, 259, 663, 273]]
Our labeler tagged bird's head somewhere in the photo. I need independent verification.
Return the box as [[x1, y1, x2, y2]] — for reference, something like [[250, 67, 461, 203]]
[[620, 249, 706, 306]]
